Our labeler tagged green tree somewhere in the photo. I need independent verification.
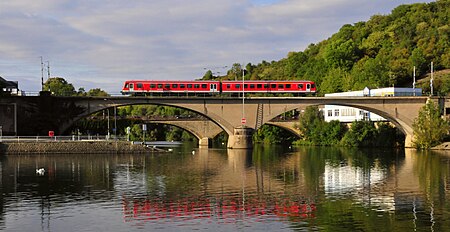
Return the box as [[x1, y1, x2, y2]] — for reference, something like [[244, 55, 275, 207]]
[[86, 88, 110, 97], [324, 39, 359, 70], [340, 120, 378, 147], [412, 99, 450, 149], [231, 63, 243, 81], [43, 77, 76, 96], [202, 70, 213, 80], [296, 106, 345, 145], [77, 87, 86, 96]]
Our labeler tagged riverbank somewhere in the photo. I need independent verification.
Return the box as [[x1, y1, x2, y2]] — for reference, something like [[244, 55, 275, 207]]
[[0, 141, 167, 154], [431, 142, 450, 150]]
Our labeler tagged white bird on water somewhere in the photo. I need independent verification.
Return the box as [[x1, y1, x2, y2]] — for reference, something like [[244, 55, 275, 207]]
[[36, 168, 45, 175]]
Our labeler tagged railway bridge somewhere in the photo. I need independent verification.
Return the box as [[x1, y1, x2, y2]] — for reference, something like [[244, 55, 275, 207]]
[[0, 96, 445, 148]]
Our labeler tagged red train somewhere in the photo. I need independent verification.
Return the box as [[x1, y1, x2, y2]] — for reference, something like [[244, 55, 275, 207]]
[[121, 80, 316, 96]]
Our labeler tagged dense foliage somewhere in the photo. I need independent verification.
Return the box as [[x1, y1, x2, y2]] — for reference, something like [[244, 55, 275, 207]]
[[204, 0, 450, 95], [295, 106, 346, 145], [412, 99, 450, 149], [43, 77, 109, 96], [253, 125, 297, 144], [43, 77, 76, 96]]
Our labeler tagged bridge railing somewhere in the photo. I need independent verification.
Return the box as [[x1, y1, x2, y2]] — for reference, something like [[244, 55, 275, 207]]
[[0, 135, 127, 143]]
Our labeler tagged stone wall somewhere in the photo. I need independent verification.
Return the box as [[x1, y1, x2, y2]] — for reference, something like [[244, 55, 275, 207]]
[[0, 141, 164, 154]]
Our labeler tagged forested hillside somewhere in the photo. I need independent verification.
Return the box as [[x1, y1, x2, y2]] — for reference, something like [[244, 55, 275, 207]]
[[207, 0, 449, 95]]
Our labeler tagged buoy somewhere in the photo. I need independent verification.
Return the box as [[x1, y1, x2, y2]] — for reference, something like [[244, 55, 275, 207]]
[[192, 150, 195, 155], [36, 168, 45, 175], [168, 148, 173, 152]]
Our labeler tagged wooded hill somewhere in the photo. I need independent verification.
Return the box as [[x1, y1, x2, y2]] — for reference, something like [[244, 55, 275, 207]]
[[206, 0, 449, 95]]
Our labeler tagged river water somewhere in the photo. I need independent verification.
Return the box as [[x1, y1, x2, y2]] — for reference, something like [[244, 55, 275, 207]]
[[0, 145, 449, 231]]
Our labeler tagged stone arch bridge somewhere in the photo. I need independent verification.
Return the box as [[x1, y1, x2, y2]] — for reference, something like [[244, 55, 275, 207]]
[[0, 96, 444, 148]]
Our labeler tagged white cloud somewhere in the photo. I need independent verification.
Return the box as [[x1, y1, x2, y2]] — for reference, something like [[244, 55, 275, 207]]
[[0, 0, 434, 93]]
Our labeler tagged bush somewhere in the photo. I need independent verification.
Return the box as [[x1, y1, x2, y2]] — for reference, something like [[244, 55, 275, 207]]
[[412, 99, 450, 149]]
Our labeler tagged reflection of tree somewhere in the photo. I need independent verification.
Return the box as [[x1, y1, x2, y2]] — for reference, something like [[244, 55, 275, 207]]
[[414, 150, 449, 200]]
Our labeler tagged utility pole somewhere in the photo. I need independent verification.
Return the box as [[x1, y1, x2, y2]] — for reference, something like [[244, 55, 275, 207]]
[[47, 61, 50, 80], [413, 66, 416, 96], [430, 62, 434, 96], [40, 56, 44, 91]]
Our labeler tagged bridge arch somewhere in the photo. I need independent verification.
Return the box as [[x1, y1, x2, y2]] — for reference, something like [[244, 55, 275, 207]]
[[145, 120, 224, 147], [260, 98, 432, 147]]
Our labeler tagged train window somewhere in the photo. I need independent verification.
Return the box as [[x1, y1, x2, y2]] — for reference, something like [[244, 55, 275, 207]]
[[180, 84, 185, 88], [264, 84, 269, 88], [165, 84, 170, 89], [278, 84, 284, 89], [271, 84, 276, 89], [235, 84, 241, 89], [124, 83, 129, 88], [188, 84, 193, 88], [158, 84, 163, 88], [137, 83, 143, 88], [130, 83, 134, 89], [172, 84, 178, 88], [286, 84, 291, 89], [150, 84, 156, 88], [244, 84, 248, 88], [250, 84, 255, 89], [201, 84, 207, 88], [311, 83, 316, 88], [257, 84, 262, 88], [298, 84, 304, 89], [226, 84, 231, 89], [194, 84, 200, 88]]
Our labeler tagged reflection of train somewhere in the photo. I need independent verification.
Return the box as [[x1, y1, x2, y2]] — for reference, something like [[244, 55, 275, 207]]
[[121, 80, 316, 96], [122, 195, 316, 222]]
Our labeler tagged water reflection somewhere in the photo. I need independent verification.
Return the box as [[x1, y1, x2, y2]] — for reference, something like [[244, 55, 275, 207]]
[[0, 147, 449, 231], [120, 148, 316, 225]]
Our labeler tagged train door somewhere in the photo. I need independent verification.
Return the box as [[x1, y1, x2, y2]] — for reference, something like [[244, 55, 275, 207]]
[[210, 83, 218, 93], [129, 83, 134, 92], [306, 83, 311, 92]]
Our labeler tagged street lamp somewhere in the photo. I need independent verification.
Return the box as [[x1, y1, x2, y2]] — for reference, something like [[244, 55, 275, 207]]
[[104, 99, 117, 141], [242, 66, 245, 125]]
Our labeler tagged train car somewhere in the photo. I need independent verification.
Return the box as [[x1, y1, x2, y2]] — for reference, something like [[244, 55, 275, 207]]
[[221, 80, 316, 96], [121, 80, 221, 96]]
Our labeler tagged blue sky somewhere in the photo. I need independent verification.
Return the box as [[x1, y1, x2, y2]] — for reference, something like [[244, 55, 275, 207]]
[[0, 0, 434, 94]]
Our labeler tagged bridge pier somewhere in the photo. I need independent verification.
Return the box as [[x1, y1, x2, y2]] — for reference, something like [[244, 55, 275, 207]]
[[227, 126, 254, 149], [405, 134, 414, 148], [199, 137, 209, 147]]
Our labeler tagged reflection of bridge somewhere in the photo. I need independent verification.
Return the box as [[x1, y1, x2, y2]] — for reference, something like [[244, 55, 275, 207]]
[[0, 96, 446, 148]]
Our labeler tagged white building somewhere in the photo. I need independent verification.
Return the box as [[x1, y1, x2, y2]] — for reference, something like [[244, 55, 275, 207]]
[[323, 87, 422, 122]]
